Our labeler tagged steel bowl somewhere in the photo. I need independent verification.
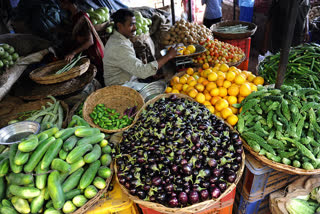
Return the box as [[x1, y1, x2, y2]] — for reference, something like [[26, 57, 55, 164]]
[[0, 121, 40, 145], [139, 80, 167, 102]]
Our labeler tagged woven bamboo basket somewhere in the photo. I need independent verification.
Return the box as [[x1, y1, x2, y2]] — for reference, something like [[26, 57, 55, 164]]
[[72, 162, 114, 214], [29, 58, 90, 85], [0, 98, 69, 129], [210, 21, 257, 40], [115, 93, 245, 214], [243, 141, 320, 175], [82, 86, 145, 133]]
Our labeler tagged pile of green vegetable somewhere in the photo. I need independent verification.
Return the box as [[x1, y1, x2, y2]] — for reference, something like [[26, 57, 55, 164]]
[[9, 96, 65, 130], [0, 115, 114, 214], [89, 104, 135, 130], [86, 7, 110, 25], [56, 53, 85, 75], [258, 43, 320, 89], [0, 43, 19, 73], [286, 186, 320, 214], [134, 11, 152, 35], [236, 85, 320, 170]]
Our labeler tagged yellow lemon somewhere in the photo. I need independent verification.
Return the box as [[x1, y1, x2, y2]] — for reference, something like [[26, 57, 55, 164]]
[[223, 80, 232, 89], [208, 72, 218, 82], [179, 76, 188, 84], [215, 99, 229, 112], [234, 74, 246, 85], [227, 96, 238, 105], [206, 82, 217, 91], [171, 89, 180, 93], [219, 87, 228, 97], [187, 45, 196, 53], [228, 84, 240, 96], [195, 93, 206, 104], [188, 88, 198, 98], [165, 87, 172, 93], [253, 76, 265, 85], [220, 63, 229, 72], [227, 114, 238, 126], [226, 71, 236, 82], [186, 68, 194, 75], [210, 96, 221, 105], [239, 83, 252, 97], [210, 88, 220, 97], [221, 107, 233, 119], [195, 83, 205, 92], [206, 105, 215, 114]]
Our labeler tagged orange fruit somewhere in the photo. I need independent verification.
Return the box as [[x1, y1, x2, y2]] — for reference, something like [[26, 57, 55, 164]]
[[197, 77, 206, 84], [215, 99, 229, 112], [202, 80, 209, 86], [186, 68, 194, 75], [208, 72, 218, 82], [172, 76, 180, 84], [247, 73, 256, 82], [229, 66, 237, 71], [223, 80, 232, 89], [241, 70, 251, 78], [195, 93, 206, 104], [238, 96, 245, 103], [234, 74, 246, 85], [249, 83, 258, 91], [220, 63, 229, 72], [183, 49, 191, 55], [217, 71, 226, 79], [182, 84, 189, 92], [187, 76, 196, 84], [219, 87, 228, 97], [215, 111, 222, 118], [193, 74, 199, 80], [179, 76, 188, 84], [227, 96, 237, 105], [203, 63, 210, 70], [202, 69, 212, 78], [226, 71, 236, 82], [187, 45, 196, 53], [195, 83, 205, 92], [204, 92, 212, 101], [173, 83, 183, 91], [165, 87, 172, 93], [188, 88, 198, 98], [210, 88, 220, 97], [203, 101, 211, 106], [253, 76, 265, 85], [206, 82, 217, 91], [216, 78, 225, 87], [221, 107, 233, 119], [180, 91, 187, 95], [188, 80, 197, 87], [206, 105, 215, 114], [210, 96, 221, 105], [227, 114, 238, 126], [171, 89, 180, 93], [214, 63, 221, 69], [230, 106, 239, 114], [228, 84, 240, 96], [239, 83, 252, 97]]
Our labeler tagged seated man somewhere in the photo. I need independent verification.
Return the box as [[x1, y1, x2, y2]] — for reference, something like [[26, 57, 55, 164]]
[[103, 9, 177, 86]]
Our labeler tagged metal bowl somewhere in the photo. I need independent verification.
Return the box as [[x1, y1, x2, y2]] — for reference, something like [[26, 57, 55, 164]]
[[0, 121, 41, 145], [139, 80, 167, 102]]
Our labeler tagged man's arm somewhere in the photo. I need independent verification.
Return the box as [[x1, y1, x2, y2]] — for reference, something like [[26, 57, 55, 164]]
[[65, 33, 94, 62], [156, 47, 177, 68]]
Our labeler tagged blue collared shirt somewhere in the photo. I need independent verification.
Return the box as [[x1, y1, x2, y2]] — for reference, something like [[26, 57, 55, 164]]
[[202, 0, 223, 19]]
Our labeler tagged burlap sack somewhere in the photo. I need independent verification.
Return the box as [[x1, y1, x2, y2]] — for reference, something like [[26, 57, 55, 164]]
[[131, 33, 156, 64], [269, 175, 320, 214]]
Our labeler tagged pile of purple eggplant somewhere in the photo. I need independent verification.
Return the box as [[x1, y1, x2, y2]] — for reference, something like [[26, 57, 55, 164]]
[[116, 94, 243, 208]]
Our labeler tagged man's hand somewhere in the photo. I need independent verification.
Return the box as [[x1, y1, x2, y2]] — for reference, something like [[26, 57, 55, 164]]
[[166, 45, 178, 60], [64, 52, 75, 62]]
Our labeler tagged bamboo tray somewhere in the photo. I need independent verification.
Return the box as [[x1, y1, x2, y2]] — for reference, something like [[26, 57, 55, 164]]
[[29, 58, 90, 85], [115, 93, 245, 214], [243, 140, 320, 175]]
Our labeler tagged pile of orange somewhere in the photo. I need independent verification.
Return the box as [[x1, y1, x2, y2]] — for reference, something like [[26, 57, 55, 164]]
[[165, 63, 265, 126]]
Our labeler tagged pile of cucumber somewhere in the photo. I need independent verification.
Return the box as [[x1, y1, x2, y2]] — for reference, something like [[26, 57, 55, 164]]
[[0, 43, 19, 73], [0, 115, 114, 214], [236, 85, 320, 170]]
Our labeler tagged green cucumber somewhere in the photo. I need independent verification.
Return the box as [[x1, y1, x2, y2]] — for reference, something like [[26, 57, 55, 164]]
[[41, 138, 63, 170], [100, 154, 112, 166], [11, 196, 30, 214], [9, 144, 22, 173], [77, 133, 105, 146], [66, 144, 92, 164], [65, 189, 81, 200], [38, 127, 59, 138], [30, 189, 45, 213], [102, 145, 112, 154], [35, 164, 48, 190], [69, 158, 85, 174], [7, 173, 33, 185], [51, 159, 70, 173], [62, 200, 76, 213], [79, 160, 101, 189], [9, 185, 40, 199], [84, 185, 98, 199], [93, 177, 106, 189], [45, 200, 53, 208], [0, 158, 9, 177], [38, 133, 48, 142], [54, 128, 76, 141], [59, 149, 68, 160], [74, 127, 100, 137], [0, 206, 18, 214], [84, 144, 101, 163], [48, 171, 65, 210], [2, 199, 13, 207], [0, 177, 5, 201], [62, 168, 84, 192], [100, 139, 108, 147], [72, 195, 87, 207], [24, 137, 56, 173], [63, 135, 78, 152], [98, 166, 112, 179], [44, 207, 62, 214], [14, 150, 29, 166], [18, 135, 39, 152]]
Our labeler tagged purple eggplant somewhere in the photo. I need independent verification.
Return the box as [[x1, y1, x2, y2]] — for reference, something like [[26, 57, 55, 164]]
[[189, 191, 199, 204], [168, 197, 179, 207]]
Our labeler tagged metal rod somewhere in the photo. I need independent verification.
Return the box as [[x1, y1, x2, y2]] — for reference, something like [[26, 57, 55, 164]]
[[233, 0, 236, 20], [188, 0, 192, 22], [171, 0, 175, 24], [275, 0, 298, 89]]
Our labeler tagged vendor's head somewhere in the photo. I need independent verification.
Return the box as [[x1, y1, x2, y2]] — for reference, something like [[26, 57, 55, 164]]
[[111, 9, 136, 39]]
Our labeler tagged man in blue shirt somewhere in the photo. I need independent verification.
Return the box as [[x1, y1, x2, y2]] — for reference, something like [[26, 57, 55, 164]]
[[202, 0, 223, 29]]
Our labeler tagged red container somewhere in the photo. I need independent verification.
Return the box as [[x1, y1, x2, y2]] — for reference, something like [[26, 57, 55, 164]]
[[139, 188, 236, 214], [218, 37, 251, 70]]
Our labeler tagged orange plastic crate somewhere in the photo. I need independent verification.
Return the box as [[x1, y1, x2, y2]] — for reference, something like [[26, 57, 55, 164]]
[[139, 188, 236, 214]]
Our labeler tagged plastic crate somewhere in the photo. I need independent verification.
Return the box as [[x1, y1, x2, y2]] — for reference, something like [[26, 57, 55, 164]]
[[238, 153, 298, 202], [86, 178, 139, 214], [233, 188, 270, 214], [218, 38, 251, 70], [140, 188, 236, 214]]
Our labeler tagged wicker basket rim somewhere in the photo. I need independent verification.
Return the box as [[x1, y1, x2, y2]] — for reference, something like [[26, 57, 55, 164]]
[[115, 93, 245, 213]]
